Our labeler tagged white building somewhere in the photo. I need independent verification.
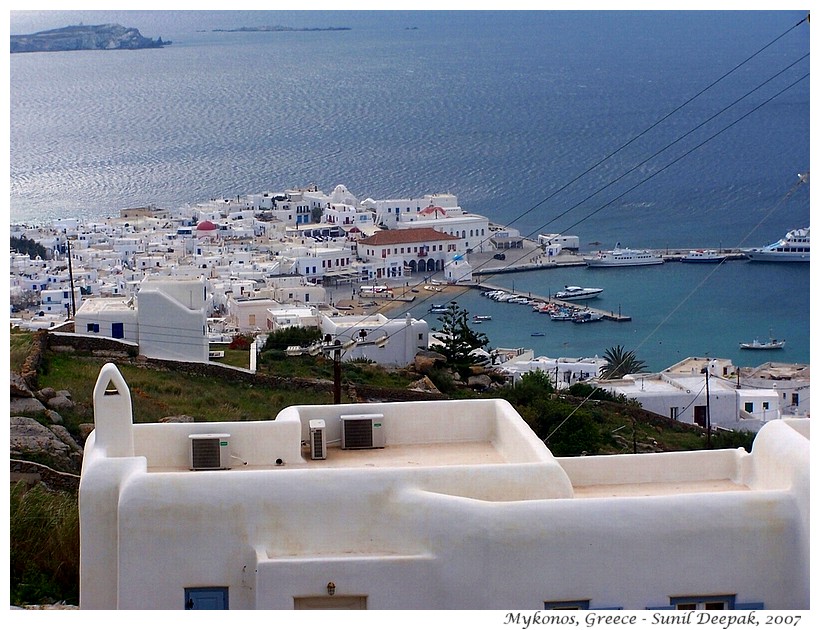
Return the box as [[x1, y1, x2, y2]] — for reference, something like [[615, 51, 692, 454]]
[[595, 358, 783, 432], [357, 227, 461, 279], [74, 297, 139, 341], [79, 363, 809, 610], [136, 277, 210, 363], [320, 313, 428, 367], [500, 355, 607, 389], [74, 277, 211, 363]]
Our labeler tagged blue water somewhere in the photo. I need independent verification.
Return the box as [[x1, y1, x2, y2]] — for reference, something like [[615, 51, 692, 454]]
[[9, 10, 811, 370]]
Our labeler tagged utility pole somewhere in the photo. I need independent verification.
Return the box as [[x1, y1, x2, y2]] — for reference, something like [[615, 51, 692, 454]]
[[66, 236, 77, 317], [704, 365, 712, 449]]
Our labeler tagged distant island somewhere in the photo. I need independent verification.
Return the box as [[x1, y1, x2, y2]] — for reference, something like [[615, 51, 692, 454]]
[[212, 25, 350, 33], [10, 24, 170, 54]]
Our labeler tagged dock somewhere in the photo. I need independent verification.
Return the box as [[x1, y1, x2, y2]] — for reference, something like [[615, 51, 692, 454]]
[[475, 281, 632, 322]]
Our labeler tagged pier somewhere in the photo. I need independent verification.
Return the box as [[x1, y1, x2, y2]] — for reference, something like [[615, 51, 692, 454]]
[[474, 281, 632, 322]]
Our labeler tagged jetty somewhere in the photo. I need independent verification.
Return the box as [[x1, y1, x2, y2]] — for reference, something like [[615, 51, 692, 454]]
[[475, 281, 632, 322]]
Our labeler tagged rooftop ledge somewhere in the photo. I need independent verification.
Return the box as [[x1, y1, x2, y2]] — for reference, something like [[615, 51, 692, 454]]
[[89, 363, 809, 502]]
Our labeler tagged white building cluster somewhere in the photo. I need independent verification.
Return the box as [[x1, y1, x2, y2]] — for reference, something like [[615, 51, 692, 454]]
[[10, 185, 487, 362], [10, 184, 810, 432]]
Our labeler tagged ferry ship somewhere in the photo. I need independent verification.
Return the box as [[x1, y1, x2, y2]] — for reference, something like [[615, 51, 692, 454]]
[[745, 227, 810, 262], [583, 245, 663, 267]]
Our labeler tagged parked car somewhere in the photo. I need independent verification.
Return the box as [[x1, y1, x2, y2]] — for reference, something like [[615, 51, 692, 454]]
[[493, 253, 506, 260]]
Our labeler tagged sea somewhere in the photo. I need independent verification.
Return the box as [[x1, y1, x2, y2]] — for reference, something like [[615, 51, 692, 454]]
[[8, 10, 811, 372]]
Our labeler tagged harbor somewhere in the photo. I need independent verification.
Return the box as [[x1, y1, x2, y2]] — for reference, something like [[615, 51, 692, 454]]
[[474, 281, 633, 322]]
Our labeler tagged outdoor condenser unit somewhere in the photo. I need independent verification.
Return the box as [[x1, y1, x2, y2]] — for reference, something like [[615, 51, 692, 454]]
[[340, 414, 386, 450], [309, 419, 327, 460], [189, 433, 231, 470]]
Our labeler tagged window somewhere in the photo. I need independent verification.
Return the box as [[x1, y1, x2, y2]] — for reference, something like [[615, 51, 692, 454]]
[[669, 407, 679, 421], [670, 595, 735, 610], [744, 402, 754, 413], [791, 393, 799, 406], [87, 323, 99, 333], [545, 600, 590, 610], [185, 587, 228, 610], [762, 402, 769, 410]]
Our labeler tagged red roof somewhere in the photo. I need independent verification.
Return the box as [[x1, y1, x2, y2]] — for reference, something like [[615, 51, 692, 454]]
[[196, 220, 217, 231], [359, 227, 459, 246]]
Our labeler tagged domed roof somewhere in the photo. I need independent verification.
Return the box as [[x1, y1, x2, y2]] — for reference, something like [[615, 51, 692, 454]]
[[196, 220, 217, 231]]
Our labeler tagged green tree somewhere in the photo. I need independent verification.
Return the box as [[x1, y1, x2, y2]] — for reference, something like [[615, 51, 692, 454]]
[[431, 301, 489, 378], [600, 345, 647, 379]]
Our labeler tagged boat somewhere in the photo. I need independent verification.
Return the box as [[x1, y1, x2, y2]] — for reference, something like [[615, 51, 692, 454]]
[[740, 337, 786, 350], [681, 249, 728, 264], [583, 244, 664, 267], [745, 227, 810, 262], [473, 315, 492, 322], [531, 332, 545, 336], [429, 304, 448, 313], [554, 285, 604, 300], [549, 308, 576, 321], [572, 311, 604, 324]]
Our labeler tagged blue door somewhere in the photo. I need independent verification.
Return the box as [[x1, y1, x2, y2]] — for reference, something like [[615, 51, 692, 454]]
[[184, 587, 228, 610], [111, 322, 124, 339]]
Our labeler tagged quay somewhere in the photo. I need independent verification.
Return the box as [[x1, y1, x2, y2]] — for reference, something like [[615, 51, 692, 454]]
[[474, 281, 632, 322], [467, 245, 748, 275]]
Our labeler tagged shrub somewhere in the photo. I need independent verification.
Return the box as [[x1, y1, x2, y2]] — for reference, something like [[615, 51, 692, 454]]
[[10, 482, 80, 605]]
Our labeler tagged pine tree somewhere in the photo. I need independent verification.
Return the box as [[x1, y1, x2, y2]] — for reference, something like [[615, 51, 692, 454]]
[[431, 302, 489, 377]]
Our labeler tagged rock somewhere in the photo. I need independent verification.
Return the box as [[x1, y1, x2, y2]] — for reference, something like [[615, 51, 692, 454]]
[[10, 397, 47, 415], [49, 424, 83, 454], [10, 372, 34, 398], [44, 409, 64, 424], [467, 374, 492, 390], [407, 376, 441, 394], [158, 414, 195, 423], [46, 394, 74, 411], [414, 350, 447, 374], [79, 423, 95, 442], [37, 387, 57, 401], [10, 416, 76, 471], [56, 389, 73, 400]]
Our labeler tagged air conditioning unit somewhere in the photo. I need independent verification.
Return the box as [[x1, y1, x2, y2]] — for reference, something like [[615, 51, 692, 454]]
[[189, 433, 231, 470], [340, 414, 385, 450], [309, 419, 327, 460]]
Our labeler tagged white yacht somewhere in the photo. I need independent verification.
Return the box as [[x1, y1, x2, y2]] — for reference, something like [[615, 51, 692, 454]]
[[554, 285, 603, 300], [745, 227, 810, 262], [583, 245, 663, 267]]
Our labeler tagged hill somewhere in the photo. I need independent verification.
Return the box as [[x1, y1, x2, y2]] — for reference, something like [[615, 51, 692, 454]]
[[11, 24, 170, 53]]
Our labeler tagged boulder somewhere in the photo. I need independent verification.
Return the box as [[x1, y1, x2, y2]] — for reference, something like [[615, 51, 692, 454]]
[[10, 416, 78, 471], [407, 376, 441, 394], [10, 396, 47, 415], [467, 374, 493, 390], [37, 387, 57, 402], [414, 350, 447, 374], [11, 372, 34, 398], [46, 393, 74, 411]]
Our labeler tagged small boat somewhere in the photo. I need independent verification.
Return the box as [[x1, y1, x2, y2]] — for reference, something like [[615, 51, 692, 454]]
[[473, 315, 492, 322], [572, 311, 604, 324], [550, 309, 575, 321], [681, 249, 728, 264], [554, 285, 604, 300], [740, 337, 785, 350], [429, 304, 448, 313], [531, 331, 545, 337]]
